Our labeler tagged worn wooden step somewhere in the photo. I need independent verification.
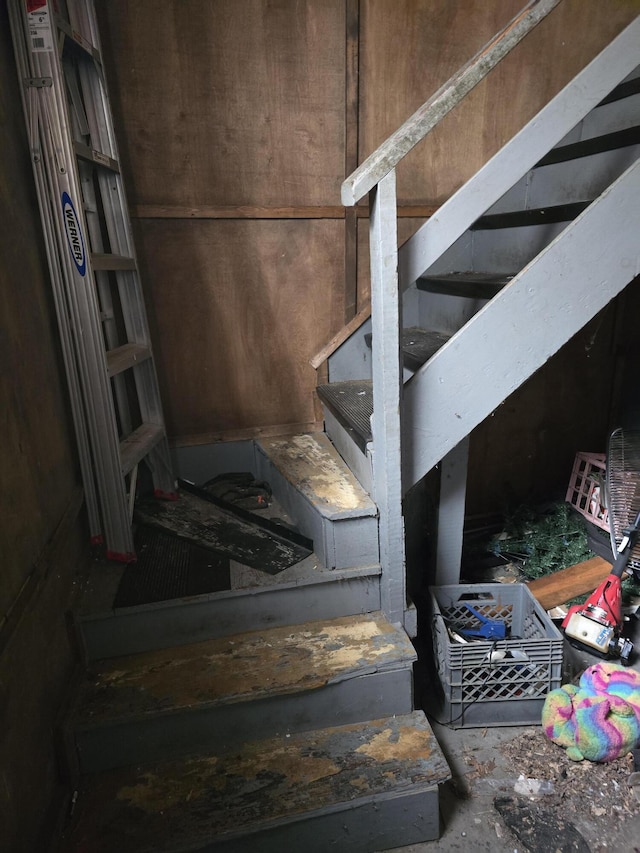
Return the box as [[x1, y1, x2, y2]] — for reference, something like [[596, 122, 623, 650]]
[[256, 432, 379, 569], [77, 556, 382, 661], [61, 711, 450, 853], [417, 271, 513, 300], [364, 326, 451, 371], [70, 612, 416, 773]]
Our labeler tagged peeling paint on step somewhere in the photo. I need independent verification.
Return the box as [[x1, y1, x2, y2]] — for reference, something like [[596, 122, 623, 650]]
[[259, 433, 376, 517], [76, 613, 416, 725], [67, 712, 450, 852]]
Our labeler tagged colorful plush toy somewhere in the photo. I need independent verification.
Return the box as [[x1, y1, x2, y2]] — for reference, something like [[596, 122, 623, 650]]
[[542, 662, 640, 762]]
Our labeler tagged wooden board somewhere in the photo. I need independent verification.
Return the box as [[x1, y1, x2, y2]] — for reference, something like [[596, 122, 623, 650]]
[[134, 218, 345, 441], [526, 556, 613, 611]]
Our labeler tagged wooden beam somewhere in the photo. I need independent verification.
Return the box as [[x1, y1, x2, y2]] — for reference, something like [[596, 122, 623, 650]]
[[526, 556, 613, 611], [132, 205, 346, 220]]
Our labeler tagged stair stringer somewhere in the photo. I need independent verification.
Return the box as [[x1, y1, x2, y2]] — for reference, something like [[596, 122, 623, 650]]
[[398, 16, 640, 292], [402, 157, 640, 492]]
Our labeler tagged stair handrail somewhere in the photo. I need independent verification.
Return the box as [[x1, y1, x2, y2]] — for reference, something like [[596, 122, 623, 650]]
[[334, 0, 563, 629], [341, 0, 562, 207]]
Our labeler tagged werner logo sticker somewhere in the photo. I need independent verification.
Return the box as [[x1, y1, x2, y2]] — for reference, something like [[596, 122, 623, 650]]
[[62, 192, 86, 276]]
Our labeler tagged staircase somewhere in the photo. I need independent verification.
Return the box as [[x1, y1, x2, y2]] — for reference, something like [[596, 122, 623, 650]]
[[58, 6, 640, 852]]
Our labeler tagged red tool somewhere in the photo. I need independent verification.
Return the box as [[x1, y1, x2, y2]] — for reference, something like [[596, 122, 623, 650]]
[[562, 511, 639, 665]]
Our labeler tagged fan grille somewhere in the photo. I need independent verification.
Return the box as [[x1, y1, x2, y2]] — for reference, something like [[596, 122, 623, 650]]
[[606, 427, 640, 572]]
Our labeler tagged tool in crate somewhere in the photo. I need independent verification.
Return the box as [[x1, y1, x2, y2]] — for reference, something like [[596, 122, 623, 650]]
[[563, 427, 640, 665], [452, 603, 507, 640]]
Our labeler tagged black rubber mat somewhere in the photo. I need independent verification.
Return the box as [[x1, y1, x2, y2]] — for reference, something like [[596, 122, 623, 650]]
[[114, 524, 231, 608], [316, 379, 373, 449]]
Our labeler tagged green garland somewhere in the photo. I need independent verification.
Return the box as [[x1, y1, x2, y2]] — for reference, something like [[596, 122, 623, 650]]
[[486, 502, 640, 603]]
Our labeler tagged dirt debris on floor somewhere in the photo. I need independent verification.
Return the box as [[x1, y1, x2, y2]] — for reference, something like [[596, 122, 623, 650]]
[[496, 727, 638, 852]]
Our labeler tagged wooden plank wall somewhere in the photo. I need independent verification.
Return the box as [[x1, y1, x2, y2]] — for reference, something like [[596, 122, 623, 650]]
[[96, 0, 638, 449], [0, 8, 87, 849]]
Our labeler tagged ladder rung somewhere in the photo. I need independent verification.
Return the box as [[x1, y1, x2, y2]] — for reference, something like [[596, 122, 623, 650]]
[[120, 423, 165, 475], [107, 343, 151, 377], [91, 253, 137, 271], [74, 141, 120, 173], [55, 15, 101, 64]]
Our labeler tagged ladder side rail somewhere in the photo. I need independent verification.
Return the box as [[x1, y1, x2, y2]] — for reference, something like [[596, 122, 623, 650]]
[[7, 0, 103, 542], [69, 8, 176, 497], [16, 0, 135, 558]]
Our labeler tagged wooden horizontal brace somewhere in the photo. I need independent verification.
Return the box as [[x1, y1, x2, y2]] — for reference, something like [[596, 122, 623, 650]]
[[132, 205, 346, 220], [131, 205, 439, 221], [355, 205, 438, 219]]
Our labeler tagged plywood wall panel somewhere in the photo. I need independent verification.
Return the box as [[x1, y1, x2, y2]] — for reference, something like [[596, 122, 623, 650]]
[[359, 0, 639, 206], [96, 0, 346, 209], [135, 218, 345, 441], [0, 22, 80, 618]]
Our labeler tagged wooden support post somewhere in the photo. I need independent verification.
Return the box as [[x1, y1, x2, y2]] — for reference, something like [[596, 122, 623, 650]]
[[369, 170, 406, 626], [436, 436, 469, 585]]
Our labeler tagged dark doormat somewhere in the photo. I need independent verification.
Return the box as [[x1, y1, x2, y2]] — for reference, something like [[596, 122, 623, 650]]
[[133, 482, 313, 577], [114, 524, 231, 608]]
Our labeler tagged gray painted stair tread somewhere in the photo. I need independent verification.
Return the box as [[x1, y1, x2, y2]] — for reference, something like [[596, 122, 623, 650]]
[[471, 200, 590, 230], [399, 327, 451, 369], [74, 612, 415, 727], [317, 380, 373, 445], [258, 432, 376, 519], [63, 711, 450, 853], [364, 327, 451, 371], [418, 272, 513, 299]]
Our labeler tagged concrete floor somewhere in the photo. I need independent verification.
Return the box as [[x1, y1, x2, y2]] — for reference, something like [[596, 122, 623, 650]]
[[388, 719, 640, 853], [387, 613, 640, 853]]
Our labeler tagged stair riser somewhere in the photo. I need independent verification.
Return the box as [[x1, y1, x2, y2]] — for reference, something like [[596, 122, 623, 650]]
[[74, 667, 414, 773], [255, 441, 378, 569], [322, 407, 373, 493], [489, 144, 640, 214], [80, 572, 381, 660], [201, 788, 440, 852], [471, 220, 568, 273]]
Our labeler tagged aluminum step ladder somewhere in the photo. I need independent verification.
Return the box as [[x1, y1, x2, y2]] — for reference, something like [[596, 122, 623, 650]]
[[8, 0, 176, 561]]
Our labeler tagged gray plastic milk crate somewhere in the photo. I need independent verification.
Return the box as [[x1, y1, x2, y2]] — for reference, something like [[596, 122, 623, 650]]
[[428, 583, 564, 728]]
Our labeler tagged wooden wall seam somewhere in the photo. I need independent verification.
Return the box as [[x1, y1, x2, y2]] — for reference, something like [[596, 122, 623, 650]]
[[130, 205, 438, 220], [344, 0, 360, 320]]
